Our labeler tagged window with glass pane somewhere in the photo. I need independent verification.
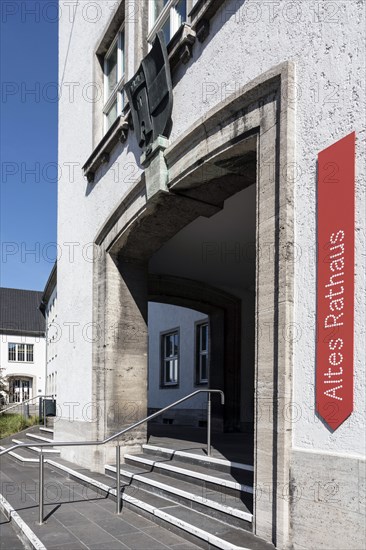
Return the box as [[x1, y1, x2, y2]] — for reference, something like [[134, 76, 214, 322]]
[[103, 26, 125, 134], [196, 322, 209, 384], [8, 343, 16, 361], [8, 343, 34, 362], [149, 0, 187, 45], [17, 344, 25, 362], [26, 344, 34, 362], [161, 331, 179, 386], [106, 43, 118, 96]]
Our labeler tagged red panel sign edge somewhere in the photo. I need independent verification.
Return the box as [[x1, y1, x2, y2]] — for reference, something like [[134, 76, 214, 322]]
[[316, 131, 355, 430]]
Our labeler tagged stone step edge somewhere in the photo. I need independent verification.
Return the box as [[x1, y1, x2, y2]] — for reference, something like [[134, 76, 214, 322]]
[[0, 493, 47, 550], [143, 444, 254, 472], [0, 444, 38, 463], [105, 464, 253, 523], [26, 433, 54, 443], [12, 439, 60, 454], [124, 454, 254, 494], [46, 459, 252, 550], [39, 428, 53, 434]]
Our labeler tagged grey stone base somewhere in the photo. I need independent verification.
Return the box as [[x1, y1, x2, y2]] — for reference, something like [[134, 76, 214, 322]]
[[54, 418, 145, 473], [290, 448, 365, 549]]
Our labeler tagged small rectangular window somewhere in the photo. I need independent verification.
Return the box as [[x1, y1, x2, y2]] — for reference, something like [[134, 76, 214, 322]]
[[161, 330, 179, 386], [196, 322, 209, 384], [103, 26, 125, 134]]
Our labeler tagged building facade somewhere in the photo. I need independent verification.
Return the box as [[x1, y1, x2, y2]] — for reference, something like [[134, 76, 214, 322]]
[[40, 265, 58, 399], [56, 1, 365, 548], [0, 288, 46, 406]]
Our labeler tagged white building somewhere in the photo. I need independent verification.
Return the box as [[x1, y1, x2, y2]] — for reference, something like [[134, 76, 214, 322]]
[[40, 265, 58, 399], [0, 288, 46, 406], [55, 1, 365, 548]]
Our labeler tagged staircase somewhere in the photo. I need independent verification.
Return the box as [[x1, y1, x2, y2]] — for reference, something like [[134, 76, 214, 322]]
[[103, 443, 273, 550], [0, 426, 274, 549]]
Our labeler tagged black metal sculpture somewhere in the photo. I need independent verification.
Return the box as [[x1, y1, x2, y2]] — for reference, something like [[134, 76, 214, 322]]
[[125, 31, 173, 155]]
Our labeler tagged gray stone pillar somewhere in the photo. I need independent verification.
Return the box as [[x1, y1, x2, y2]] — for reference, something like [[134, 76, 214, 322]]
[[94, 253, 148, 468]]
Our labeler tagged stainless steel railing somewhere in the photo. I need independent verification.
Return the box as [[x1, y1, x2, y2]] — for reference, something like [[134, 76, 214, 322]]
[[0, 389, 224, 523], [0, 395, 54, 416]]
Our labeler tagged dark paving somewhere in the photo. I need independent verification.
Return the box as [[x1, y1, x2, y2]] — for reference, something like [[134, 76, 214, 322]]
[[0, 511, 25, 549], [0, 454, 201, 550]]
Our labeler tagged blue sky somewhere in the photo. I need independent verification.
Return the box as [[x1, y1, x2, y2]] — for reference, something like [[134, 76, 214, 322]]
[[0, 1, 58, 291]]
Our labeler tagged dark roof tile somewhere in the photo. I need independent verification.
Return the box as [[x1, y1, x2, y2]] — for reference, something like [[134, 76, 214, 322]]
[[0, 288, 45, 335]]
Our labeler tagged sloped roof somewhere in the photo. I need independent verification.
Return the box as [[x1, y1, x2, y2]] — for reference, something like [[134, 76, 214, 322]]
[[0, 288, 45, 335]]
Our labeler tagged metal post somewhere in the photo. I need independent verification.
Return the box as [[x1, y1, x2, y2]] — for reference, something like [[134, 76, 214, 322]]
[[39, 452, 44, 525], [207, 393, 211, 457], [116, 445, 121, 514]]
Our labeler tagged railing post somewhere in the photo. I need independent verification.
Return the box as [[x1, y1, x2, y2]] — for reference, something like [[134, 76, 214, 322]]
[[39, 452, 44, 525], [116, 445, 121, 514], [207, 393, 212, 457]]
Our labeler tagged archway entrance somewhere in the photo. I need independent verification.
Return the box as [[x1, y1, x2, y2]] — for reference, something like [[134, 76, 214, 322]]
[[92, 64, 295, 547]]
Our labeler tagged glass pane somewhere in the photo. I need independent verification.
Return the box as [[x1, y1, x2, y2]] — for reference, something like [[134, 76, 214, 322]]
[[152, 0, 169, 26], [201, 324, 208, 351], [106, 43, 118, 96], [26, 344, 33, 362], [175, 0, 186, 24], [201, 355, 208, 381], [106, 101, 117, 129], [173, 359, 178, 382], [18, 344, 25, 362], [173, 333, 178, 355], [167, 335, 173, 357], [8, 343, 16, 361], [162, 15, 171, 44], [119, 30, 125, 77]]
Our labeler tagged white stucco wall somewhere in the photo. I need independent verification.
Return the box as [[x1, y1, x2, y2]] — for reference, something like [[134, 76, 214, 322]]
[[58, 0, 365, 453], [0, 334, 46, 401], [45, 286, 59, 397]]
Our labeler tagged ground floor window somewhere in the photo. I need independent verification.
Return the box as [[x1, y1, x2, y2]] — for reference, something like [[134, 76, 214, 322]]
[[195, 321, 209, 384], [9, 378, 32, 403], [161, 330, 179, 386], [8, 343, 34, 363]]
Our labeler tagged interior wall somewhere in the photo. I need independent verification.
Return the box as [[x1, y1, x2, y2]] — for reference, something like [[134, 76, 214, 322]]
[[149, 184, 256, 429]]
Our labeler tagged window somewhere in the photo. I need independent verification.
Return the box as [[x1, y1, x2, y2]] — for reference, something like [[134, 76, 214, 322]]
[[161, 330, 179, 386], [103, 25, 125, 133], [196, 322, 209, 384], [148, 0, 187, 46], [8, 343, 34, 363]]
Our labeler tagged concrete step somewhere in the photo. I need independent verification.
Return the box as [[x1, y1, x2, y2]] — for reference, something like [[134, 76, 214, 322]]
[[105, 462, 252, 530], [25, 432, 54, 444], [124, 453, 253, 496], [46, 458, 272, 550], [0, 444, 38, 464], [38, 427, 53, 434], [11, 439, 60, 455], [142, 443, 254, 474]]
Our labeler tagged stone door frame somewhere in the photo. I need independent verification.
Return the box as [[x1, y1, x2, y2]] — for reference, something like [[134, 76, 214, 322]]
[[93, 62, 295, 548]]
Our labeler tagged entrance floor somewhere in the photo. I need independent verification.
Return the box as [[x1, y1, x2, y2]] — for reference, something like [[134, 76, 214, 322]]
[[147, 424, 254, 465]]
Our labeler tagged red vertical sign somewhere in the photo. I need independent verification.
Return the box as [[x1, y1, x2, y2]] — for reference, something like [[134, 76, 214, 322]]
[[316, 132, 355, 430]]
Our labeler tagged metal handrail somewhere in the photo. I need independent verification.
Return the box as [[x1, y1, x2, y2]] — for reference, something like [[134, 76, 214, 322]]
[[0, 389, 224, 523], [0, 395, 54, 415]]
